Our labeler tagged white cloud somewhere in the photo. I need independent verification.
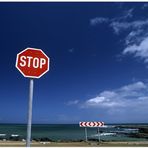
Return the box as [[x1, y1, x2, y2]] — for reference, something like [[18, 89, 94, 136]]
[[110, 19, 148, 35], [123, 37, 148, 63], [87, 96, 106, 104], [110, 22, 130, 34], [100, 91, 117, 98], [109, 16, 148, 64], [90, 17, 109, 26], [80, 81, 148, 122], [86, 96, 122, 108], [82, 81, 148, 109], [90, 7, 148, 65], [120, 81, 146, 91], [125, 29, 144, 45], [89, 9, 148, 65]]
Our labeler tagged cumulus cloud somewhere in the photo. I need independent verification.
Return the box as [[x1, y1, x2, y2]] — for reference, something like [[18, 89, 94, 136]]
[[80, 81, 148, 122], [86, 96, 122, 108], [82, 81, 148, 109], [120, 81, 146, 91]]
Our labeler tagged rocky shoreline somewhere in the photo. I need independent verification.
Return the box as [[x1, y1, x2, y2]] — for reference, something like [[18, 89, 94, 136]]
[[116, 125, 148, 139]]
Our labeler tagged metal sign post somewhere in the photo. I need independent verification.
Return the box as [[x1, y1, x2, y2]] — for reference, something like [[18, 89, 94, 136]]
[[97, 127, 100, 143], [79, 121, 104, 142], [85, 127, 88, 142], [26, 79, 34, 147]]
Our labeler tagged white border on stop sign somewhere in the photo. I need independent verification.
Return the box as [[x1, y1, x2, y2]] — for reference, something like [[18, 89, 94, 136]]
[[15, 47, 50, 79]]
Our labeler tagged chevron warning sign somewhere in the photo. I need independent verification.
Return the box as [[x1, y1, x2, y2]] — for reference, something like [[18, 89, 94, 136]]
[[79, 121, 104, 127]]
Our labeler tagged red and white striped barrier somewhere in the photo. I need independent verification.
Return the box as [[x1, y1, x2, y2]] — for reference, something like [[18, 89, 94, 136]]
[[79, 121, 104, 127]]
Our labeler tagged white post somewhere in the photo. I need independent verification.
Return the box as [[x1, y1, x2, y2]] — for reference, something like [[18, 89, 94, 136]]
[[85, 127, 88, 142], [98, 127, 100, 143], [26, 79, 34, 147]]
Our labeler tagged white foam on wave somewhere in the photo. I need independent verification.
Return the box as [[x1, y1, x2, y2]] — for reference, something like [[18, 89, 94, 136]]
[[124, 128, 138, 131], [91, 132, 116, 137], [11, 134, 19, 137], [100, 133, 116, 136], [100, 125, 108, 128], [101, 125, 115, 128], [0, 134, 6, 136]]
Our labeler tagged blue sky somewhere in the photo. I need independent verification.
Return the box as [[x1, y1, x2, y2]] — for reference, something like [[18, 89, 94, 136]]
[[0, 2, 148, 124]]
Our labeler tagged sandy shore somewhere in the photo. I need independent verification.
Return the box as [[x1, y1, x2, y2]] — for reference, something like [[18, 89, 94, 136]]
[[0, 141, 148, 147]]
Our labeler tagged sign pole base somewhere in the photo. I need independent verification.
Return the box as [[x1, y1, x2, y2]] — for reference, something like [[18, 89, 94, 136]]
[[85, 127, 88, 142], [26, 79, 34, 147], [98, 127, 100, 143]]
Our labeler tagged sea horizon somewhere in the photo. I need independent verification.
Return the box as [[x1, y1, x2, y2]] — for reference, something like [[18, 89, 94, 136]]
[[0, 122, 148, 125]]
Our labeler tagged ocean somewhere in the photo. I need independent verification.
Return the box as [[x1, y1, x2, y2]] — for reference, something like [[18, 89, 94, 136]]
[[0, 124, 148, 141]]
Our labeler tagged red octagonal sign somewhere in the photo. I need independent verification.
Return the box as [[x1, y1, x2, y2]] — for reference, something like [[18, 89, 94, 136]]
[[16, 48, 50, 78]]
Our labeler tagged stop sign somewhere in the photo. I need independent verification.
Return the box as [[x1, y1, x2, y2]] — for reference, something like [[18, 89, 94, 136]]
[[16, 48, 49, 78]]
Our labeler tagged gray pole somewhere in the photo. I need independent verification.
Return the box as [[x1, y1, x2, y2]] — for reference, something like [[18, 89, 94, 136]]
[[26, 79, 34, 147], [85, 127, 88, 142], [98, 127, 100, 143]]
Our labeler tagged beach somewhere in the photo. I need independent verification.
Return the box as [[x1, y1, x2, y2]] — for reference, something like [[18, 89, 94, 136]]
[[1, 141, 148, 147]]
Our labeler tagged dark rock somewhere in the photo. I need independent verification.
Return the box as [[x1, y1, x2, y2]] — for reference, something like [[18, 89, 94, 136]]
[[128, 133, 148, 139], [9, 136, 21, 141], [40, 137, 53, 142], [139, 128, 148, 133]]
